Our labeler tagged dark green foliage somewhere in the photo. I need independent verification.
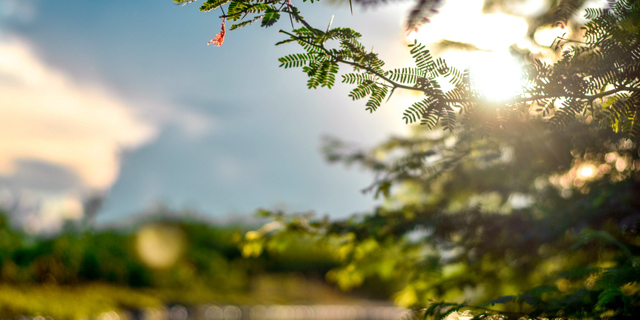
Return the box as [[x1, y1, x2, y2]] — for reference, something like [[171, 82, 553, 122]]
[[0, 213, 339, 292], [252, 118, 640, 319], [2, 228, 152, 287], [543, 0, 640, 140]]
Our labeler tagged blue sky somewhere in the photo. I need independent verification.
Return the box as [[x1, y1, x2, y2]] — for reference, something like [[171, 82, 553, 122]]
[[1, 0, 578, 232], [0, 0, 416, 230]]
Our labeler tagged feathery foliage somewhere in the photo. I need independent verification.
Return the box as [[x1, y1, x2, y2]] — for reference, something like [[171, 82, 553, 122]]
[[177, 0, 639, 141]]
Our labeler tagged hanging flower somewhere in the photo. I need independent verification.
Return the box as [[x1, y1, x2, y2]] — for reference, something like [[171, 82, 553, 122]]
[[208, 19, 226, 46]]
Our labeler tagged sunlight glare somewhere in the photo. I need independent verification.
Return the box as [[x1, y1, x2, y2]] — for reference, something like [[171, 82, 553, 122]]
[[469, 51, 524, 101], [406, 0, 529, 51], [406, 0, 529, 102], [534, 26, 567, 47], [503, 0, 548, 18], [438, 50, 525, 101]]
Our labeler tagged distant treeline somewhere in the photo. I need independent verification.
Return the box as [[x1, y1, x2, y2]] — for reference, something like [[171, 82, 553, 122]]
[[0, 211, 339, 292]]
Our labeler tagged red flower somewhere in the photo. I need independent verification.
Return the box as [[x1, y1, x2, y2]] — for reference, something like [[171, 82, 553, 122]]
[[208, 20, 226, 46]]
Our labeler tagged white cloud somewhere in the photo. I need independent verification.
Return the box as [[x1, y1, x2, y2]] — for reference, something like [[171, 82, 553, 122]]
[[0, 37, 157, 231], [23, 194, 84, 233], [0, 37, 156, 189]]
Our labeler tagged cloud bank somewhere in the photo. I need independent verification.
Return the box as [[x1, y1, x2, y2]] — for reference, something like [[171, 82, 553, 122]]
[[0, 37, 156, 232]]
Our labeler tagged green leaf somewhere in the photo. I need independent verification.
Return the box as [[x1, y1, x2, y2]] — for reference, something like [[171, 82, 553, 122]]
[[242, 3, 271, 14], [279, 53, 316, 69], [403, 97, 438, 125], [342, 73, 375, 85], [365, 85, 389, 113], [597, 288, 622, 308], [348, 80, 375, 100], [387, 67, 422, 84], [226, 1, 247, 20], [519, 294, 537, 306], [409, 40, 436, 74], [199, 0, 231, 12], [230, 15, 263, 30], [261, 9, 280, 28]]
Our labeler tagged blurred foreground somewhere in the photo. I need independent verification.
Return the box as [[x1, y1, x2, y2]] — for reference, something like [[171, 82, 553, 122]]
[[0, 211, 396, 319]]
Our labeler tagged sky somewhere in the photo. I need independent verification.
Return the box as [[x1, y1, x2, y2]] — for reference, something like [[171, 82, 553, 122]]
[[0, 0, 600, 232], [0, 0, 421, 232]]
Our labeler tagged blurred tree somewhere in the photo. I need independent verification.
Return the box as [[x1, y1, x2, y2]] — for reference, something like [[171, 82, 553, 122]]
[[243, 118, 639, 318], [175, 0, 640, 319]]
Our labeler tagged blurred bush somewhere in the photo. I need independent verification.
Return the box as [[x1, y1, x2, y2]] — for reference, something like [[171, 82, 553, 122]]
[[0, 211, 351, 318]]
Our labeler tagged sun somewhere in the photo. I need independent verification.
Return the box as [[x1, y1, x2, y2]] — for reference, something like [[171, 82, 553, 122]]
[[423, 50, 525, 102], [406, 0, 530, 102], [468, 51, 525, 101]]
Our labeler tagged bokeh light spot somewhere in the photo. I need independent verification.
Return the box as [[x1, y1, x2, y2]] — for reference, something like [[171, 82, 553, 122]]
[[136, 224, 186, 269]]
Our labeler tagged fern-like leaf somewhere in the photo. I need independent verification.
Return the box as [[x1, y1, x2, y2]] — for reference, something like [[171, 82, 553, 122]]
[[342, 73, 375, 85], [365, 85, 389, 113], [200, 0, 230, 11], [278, 53, 316, 69], [230, 15, 263, 30], [261, 8, 280, 27], [387, 68, 423, 85], [409, 40, 436, 74], [349, 80, 375, 100]]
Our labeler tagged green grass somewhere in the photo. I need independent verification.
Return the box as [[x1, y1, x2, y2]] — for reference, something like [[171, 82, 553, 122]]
[[0, 275, 358, 319]]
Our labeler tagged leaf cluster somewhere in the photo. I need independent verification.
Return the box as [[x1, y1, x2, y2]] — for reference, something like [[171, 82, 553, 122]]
[[273, 0, 640, 143]]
